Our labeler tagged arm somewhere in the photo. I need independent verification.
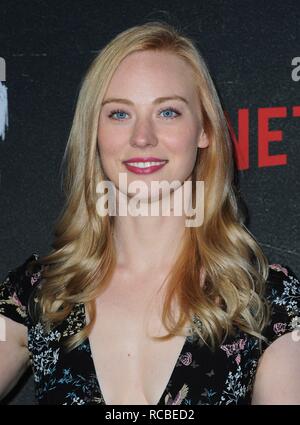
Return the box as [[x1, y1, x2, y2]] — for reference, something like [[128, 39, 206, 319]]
[[0, 313, 31, 401], [251, 331, 300, 404]]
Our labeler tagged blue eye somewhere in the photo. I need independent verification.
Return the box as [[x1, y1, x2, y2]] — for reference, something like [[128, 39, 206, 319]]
[[108, 107, 181, 121], [108, 110, 129, 120], [159, 107, 180, 119]]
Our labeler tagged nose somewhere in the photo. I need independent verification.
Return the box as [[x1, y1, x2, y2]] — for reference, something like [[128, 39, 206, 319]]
[[130, 117, 158, 148]]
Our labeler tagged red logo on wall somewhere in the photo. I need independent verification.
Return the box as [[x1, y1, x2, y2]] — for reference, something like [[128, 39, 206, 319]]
[[225, 106, 300, 170]]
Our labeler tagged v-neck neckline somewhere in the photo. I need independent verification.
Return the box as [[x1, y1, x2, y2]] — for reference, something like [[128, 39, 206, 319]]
[[80, 303, 191, 405]]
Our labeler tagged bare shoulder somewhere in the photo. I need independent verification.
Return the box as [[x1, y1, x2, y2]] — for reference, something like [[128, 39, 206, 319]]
[[252, 330, 300, 404], [0, 314, 30, 400], [0, 313, 28, 347]]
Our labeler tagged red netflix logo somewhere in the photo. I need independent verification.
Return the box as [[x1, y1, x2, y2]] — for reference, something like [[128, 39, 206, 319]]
[[226, 107, 300, 170]]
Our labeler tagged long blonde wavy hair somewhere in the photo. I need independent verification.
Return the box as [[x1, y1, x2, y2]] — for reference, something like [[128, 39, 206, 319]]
[[33, 21, 271, 352]]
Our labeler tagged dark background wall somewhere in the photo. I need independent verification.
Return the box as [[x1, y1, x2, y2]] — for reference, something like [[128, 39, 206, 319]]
[[0, 0, 299, 404]]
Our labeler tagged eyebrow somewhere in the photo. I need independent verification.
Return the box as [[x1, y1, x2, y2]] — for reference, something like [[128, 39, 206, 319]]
[[101, 95, 189, 106]]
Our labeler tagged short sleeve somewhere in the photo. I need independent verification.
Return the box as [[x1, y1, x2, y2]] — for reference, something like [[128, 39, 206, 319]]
[[0, 253, 42, 327], [263, 263, 300, 344]]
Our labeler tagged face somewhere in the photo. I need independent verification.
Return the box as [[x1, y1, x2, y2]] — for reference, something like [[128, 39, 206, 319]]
[[97, 50, 209, 202]]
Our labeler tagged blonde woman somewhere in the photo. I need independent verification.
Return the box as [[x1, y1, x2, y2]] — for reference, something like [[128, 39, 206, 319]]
[[0, 21, 299, 405]]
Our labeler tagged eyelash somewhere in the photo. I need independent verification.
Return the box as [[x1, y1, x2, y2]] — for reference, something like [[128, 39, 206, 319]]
[[107, 107, 181, 121]]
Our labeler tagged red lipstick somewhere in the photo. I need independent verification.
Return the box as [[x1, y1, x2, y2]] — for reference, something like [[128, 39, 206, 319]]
[[122, 157, 168, 175]]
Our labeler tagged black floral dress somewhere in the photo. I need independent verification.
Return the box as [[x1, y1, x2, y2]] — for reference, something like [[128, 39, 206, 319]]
[[0, 253, 300, 405]]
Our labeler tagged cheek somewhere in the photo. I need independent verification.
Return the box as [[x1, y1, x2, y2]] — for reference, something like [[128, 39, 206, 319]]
[[97, 114, 122, 157], [97, 127, 123, 159], [165, 129, 198, 161]]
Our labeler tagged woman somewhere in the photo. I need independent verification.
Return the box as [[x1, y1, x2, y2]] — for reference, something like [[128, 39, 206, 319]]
[[0, 21, 299, 405]]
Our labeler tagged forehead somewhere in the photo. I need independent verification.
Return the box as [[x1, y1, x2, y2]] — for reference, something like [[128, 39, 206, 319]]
[[105, 50, 196, 95]]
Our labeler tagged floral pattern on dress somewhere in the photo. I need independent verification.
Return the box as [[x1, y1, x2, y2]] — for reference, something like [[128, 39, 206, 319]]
[[0, 254, 300, 405]]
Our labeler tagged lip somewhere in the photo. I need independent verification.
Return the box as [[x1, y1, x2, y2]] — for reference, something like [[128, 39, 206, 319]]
[[123, 157, 167, 163], [122, 157, 168, 175]]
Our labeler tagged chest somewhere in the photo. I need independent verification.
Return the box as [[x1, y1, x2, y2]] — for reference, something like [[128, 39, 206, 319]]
[[87, 275, 190, 405]]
